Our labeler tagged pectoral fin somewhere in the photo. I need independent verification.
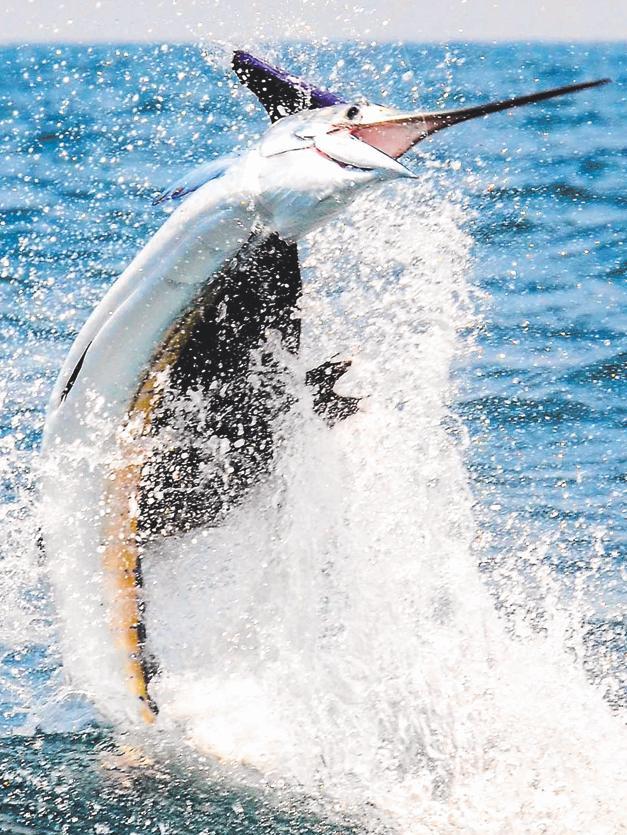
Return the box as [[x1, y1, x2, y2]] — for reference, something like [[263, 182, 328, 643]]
[[306, 359, 361, 426]]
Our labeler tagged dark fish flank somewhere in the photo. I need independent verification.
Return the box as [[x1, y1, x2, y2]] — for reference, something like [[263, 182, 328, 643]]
[[137, 233, 303, 538]]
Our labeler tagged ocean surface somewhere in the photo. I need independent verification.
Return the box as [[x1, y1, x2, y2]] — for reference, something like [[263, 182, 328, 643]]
[[0, 41, 625, 833]]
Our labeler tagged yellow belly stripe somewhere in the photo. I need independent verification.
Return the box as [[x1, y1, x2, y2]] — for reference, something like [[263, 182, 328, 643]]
[[101, 298, 208, 723]]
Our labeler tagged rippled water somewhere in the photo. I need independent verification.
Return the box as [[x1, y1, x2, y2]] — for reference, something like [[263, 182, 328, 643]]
[[0, 41, 625, 833]]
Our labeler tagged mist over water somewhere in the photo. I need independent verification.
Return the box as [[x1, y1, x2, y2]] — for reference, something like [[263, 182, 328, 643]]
[[0, 41, 625, 833]]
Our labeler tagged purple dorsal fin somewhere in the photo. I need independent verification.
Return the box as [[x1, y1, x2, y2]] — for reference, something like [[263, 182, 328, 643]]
[[232, 51, 344, 122]]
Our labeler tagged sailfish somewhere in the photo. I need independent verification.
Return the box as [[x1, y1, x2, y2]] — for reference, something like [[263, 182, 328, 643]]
[[40, 50, 608, 724]]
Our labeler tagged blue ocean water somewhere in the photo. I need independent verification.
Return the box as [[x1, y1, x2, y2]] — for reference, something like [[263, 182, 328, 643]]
[[0, 41, 625, 832]]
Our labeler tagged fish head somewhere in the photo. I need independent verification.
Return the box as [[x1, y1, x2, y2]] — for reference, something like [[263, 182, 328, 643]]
[[254, 78, 609, 239], [254, 101, 425, 238], [258, 101, 421, 182]]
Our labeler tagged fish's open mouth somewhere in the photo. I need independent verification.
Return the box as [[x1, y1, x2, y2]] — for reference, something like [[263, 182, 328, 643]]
[[350, 120, 430, 160]]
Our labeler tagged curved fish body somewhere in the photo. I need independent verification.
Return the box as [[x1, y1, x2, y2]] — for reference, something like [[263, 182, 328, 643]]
[[40, 51, 609, 724], [41, 150, 385, 721], [42, 162, 256, 721]]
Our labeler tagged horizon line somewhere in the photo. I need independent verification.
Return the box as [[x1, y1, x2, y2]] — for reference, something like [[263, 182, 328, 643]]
[[1, 36, 625, 47]]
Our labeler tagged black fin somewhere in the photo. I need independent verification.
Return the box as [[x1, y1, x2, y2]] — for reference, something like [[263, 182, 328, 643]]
[[232, 51, 344, 122], [306, 359, 360, 426], [59, 342, 91, 403]]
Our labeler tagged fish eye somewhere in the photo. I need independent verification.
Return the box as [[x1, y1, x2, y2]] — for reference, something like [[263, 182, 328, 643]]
[[345, 105, 360, 120]]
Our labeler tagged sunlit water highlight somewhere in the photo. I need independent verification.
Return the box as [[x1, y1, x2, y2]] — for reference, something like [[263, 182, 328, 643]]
[[0, 41, 625, 833]]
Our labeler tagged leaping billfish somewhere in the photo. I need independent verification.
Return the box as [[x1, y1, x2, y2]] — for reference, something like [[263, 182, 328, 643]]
[[40, 50, 609, 724]]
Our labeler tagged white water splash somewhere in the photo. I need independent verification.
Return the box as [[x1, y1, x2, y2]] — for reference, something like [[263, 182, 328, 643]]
[[0, 179, 624, 830], [134, 184, 626, 832]]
